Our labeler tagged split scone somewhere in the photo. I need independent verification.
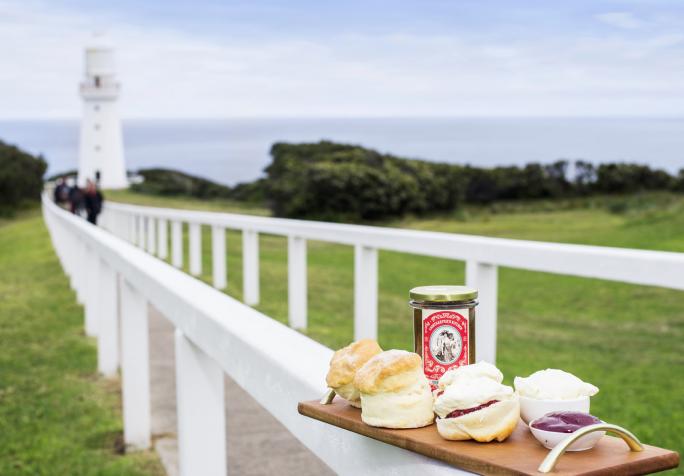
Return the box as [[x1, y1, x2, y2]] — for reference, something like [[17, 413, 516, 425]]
[[325, 339, 383, 407], [436, 361, 503, 391], [353, 350, 434, 428], [434, 364, 519, 442]]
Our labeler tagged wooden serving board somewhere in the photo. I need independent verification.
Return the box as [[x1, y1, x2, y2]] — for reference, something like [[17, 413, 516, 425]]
[[298, 399, 679, 475]]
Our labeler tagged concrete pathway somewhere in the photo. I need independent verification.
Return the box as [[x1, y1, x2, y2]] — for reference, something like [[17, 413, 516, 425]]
[[148, 305, 334, 476]]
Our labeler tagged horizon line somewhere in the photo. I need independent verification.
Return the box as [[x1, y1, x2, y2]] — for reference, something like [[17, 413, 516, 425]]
[[2, 114, 684, 121]]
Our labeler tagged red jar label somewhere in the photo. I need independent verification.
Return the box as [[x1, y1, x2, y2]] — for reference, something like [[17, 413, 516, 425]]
[[422, 310, 469, 387]]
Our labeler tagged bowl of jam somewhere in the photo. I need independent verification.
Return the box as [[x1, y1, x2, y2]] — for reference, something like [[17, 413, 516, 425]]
[[529, 411, 604, 451]]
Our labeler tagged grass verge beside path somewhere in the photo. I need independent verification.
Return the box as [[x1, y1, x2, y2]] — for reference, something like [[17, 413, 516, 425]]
[[0, 210, 163, 476], [108, 191, 684, 469], [106, 189, 269, 216]]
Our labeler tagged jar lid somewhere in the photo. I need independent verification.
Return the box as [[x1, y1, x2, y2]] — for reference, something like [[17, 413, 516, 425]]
[[409, 285, 478, 302]]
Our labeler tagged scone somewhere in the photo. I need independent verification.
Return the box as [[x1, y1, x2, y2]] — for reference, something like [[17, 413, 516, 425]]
[[437, 361, 504, 391], [353, 350, 434, 428], [434, 365, 519, 442], [325, 339, 382, 407]]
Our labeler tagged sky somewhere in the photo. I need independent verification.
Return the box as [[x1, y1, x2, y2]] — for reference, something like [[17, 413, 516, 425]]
[[1, 0, 683, 119]]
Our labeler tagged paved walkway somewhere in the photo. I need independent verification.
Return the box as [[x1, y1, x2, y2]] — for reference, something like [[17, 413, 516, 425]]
[[148, 305, 334, 476]]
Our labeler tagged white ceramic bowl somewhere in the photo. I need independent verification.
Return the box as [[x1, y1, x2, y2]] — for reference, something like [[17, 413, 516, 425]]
[[529, 417, 605, 451], [519, 395, 590, 424]]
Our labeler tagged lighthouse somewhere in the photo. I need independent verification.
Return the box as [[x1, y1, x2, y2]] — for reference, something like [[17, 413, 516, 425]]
[[77, 36, 128, 189]]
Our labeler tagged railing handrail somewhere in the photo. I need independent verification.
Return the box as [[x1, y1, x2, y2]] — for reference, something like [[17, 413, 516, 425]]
[[43, 194, 464, 475], [106, 200, 684, 291]]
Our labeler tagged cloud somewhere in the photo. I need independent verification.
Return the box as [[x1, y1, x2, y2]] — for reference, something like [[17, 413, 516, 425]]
[[0, 0, 683, 118], [595, 11, 644, 29]]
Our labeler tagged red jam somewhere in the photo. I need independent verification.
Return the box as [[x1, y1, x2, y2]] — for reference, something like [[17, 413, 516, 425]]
[[446, 400, 499, 419], [531, 411, 601, 433]]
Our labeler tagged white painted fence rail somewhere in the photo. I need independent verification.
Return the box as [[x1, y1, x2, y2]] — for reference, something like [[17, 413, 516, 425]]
[[101, 200, 684, 364], [43, 194, 465, 476]]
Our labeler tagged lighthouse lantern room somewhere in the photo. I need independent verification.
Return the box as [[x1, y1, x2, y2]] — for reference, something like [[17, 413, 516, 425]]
[[77, 36, 127, 189]]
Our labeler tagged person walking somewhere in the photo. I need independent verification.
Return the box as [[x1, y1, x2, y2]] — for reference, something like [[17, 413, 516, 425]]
[[83, 179, 104, 225], [68, 182, 84, 216], [53, 177, 69, 205]]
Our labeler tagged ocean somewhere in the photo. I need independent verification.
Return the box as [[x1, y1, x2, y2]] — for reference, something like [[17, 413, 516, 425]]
[[1, 117, 682, 186]]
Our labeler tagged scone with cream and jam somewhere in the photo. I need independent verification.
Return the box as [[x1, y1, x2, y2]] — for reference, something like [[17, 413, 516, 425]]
[[436, 361, 503, 391], [434, 362, 519, 442], [325, 339, 383, 407], [354, 350, 434, 428]]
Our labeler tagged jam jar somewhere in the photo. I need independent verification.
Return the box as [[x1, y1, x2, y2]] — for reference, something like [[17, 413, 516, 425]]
[[409, 285, 478, 388]]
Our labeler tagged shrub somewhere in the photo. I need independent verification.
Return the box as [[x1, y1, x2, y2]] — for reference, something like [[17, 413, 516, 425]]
[[46, 169, 77, 181], [0, 140, 47, 215], [229, 178, 267, 203], [594, 163, 674, 193], [132, 168, 233, 199], [262, 141, 683, 220], [131, 168, 267, 204], [265, 141, 463, 220], [674, 169, 684, 193]]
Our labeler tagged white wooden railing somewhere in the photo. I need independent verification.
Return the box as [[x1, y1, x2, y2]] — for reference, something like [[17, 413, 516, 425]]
[[100, 199, 684, 365], [43, 194, 467, 475], [45, 194, 684, 476]]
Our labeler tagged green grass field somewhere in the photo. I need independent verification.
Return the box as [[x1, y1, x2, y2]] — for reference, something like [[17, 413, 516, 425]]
[[107, 189, 684, 468], [0, 210, 164, 476]]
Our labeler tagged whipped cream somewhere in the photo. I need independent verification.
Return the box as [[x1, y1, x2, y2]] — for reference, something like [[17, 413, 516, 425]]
[[514, 369, 598, 400], [434, 376, 515, 419], [438, 361, 503, 389]]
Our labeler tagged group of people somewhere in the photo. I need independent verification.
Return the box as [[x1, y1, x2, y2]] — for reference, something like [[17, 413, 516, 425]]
[[53, 177, 104, 225]]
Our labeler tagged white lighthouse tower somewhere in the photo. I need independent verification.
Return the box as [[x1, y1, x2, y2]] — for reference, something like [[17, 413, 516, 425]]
[[77, 35, 128, 189]]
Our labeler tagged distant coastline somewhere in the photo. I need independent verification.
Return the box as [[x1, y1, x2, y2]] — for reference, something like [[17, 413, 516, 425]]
[[1, 117, 683, 185]]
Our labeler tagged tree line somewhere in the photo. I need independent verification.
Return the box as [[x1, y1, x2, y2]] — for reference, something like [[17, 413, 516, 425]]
[[33, 139, 683, 222], [264, 141, 684, 220], [0, 140, 47, 215]]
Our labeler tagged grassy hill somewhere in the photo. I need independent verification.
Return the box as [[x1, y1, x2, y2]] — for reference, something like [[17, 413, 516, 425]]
[[106, 189, 684, 467]]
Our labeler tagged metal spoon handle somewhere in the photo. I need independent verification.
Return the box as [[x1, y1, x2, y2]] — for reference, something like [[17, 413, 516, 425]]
[[538, 423, 643, 473], [320, 388, 336, 405]]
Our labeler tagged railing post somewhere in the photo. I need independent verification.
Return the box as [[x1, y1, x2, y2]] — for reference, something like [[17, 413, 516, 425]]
[[105, 209, 112, 230], [97, 259, 119, 377], [59, 225, 70, 274], [113, 210, 121, 238], [60, 227, 73, 286], [72, 237, 85, 303], [147, 217, 157, 255], [120, 278, 151, 450], [175, 329, 226, 476], [172, 221, 183, 268], [466, 260, 498, 364], [129, 213, 137, 243], [189, 223, 202, 276], [354, 245, 378, 341], [85, 245, 100, 337], [118, 211, 126, 238], [77, 238, 88, 305], [99, 208, 108, 230], [288, 236, 307, 330], [107, 209, 116, 235], [158, 218, 168, 259], [124, 213, 131, 242], [138, 216, 146, 249], [211, 226, 226, 290], [242, 229, 260, 306]]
